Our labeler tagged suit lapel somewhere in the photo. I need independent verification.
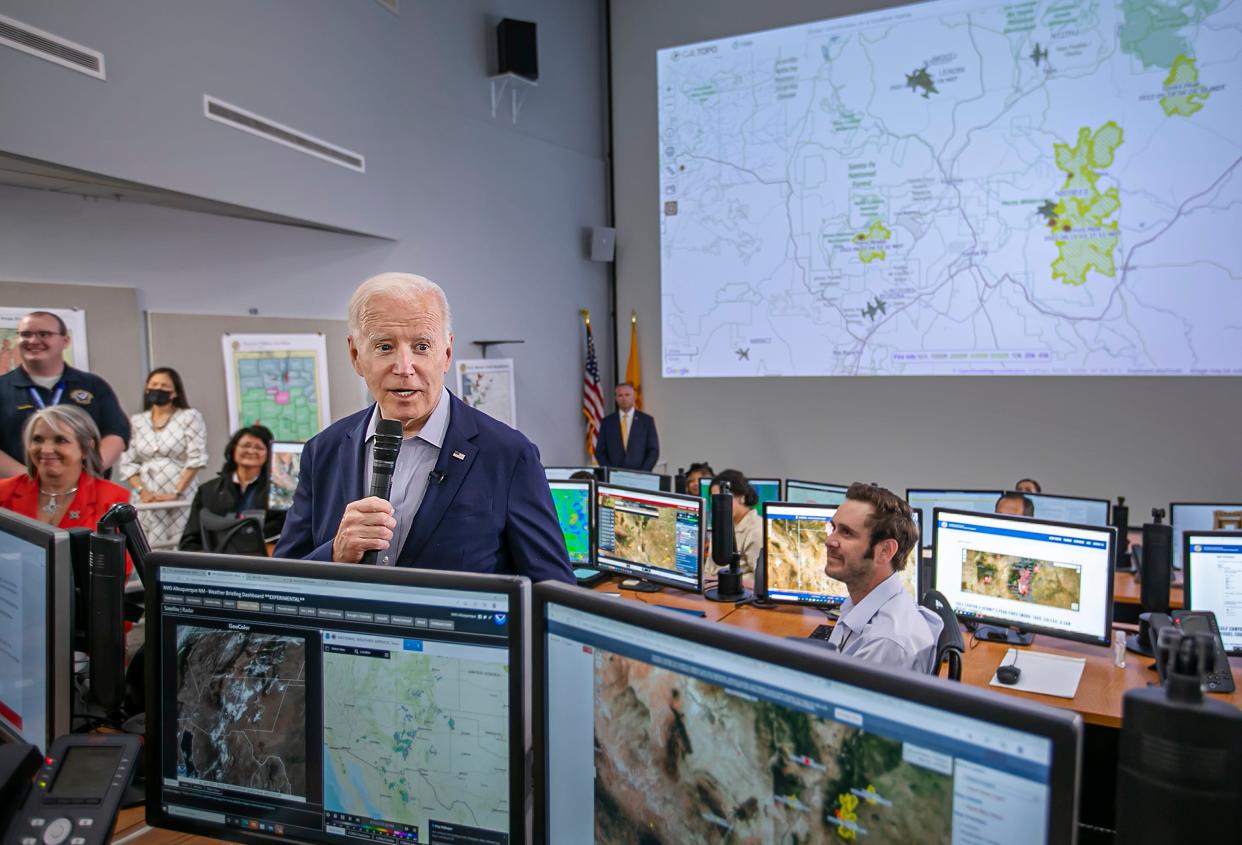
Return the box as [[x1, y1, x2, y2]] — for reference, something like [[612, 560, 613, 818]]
[[339, 406, 370, 505], [398, 396, 478, 563]]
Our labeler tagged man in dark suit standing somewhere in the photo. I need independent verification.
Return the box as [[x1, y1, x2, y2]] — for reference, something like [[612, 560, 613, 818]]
[[274, 272, 573, 584], [594, 382, 659, 471]]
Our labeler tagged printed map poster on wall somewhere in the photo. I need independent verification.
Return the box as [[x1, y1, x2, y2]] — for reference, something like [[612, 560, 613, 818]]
[[0, 306, 88, 373], [222, 334, 330, 442], [455, 358, 516, 429]]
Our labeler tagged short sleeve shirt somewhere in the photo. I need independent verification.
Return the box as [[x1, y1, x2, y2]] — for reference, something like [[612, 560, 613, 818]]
[[0, 365, 131, 463]]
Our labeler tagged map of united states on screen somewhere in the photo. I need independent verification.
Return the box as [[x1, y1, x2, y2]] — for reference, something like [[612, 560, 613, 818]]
[[657, 0, 1241, 376]]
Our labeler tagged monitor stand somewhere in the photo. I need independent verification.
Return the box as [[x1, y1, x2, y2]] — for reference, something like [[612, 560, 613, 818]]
[[975, 624, 1034, 646], [619, 578, 662, 593]]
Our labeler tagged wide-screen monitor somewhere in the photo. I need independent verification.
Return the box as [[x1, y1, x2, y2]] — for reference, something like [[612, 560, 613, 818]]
[[543, 466, 602, 481], [268, 442, 304, 511], [536, 583, 1081, 843], [784, 479, 849, 506], [0, 510, 72, 752], [595, 484, 703, 592], [1024, 492, 1110, 527], [1171, 502, 1242, 569], [548, 479, 593, 566], [749, 478, 781, 514], [698, 477, 781, 530], [144, 552, 527, 845], [607, 469, 663, 492], [933, 508, 1116, 646], [907, 489, 1003, 545], [1184, 532, 1242, 655], [656, 1, 1239, 378], [762, 503, 920, 606]]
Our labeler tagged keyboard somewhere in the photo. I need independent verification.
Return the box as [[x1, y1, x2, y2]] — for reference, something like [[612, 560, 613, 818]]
[[808, 624, 834, 641]]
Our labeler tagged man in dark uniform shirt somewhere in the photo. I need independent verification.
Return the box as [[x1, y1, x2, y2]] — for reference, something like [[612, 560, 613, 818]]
[[0, 311, 129, 477]]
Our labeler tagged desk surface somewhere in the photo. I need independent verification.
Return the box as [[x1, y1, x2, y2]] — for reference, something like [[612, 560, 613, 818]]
[[723, 598, 1241, 727], [1113, 570, 1184, 607]]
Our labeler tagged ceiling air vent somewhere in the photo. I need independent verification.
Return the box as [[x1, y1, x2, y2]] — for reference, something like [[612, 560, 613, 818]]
[[0, 13, 105, 79], [203, 95, 366, 174]]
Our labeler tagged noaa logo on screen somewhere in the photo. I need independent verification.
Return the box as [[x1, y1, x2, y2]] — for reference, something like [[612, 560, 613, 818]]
[[492, 612, 507, 625], [1193, 545, 1201, 552]]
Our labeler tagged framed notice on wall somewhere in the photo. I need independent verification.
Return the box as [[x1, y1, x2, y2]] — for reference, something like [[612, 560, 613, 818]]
[[455, 358, 516, 429]]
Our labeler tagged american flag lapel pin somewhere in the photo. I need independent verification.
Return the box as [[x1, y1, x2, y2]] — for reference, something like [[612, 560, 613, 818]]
[[452, 451, 465, 460]]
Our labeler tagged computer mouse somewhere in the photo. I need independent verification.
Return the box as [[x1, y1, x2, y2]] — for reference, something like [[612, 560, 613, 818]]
[[996, 664, 1021, 685]]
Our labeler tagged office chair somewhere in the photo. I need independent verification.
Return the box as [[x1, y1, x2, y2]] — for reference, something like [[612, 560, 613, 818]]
[[199, 512, 267, 556], [920, 589, 965, 681]]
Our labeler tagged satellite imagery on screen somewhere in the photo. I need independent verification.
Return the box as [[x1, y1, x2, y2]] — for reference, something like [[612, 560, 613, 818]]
[[961, 550, 1082, 611], [174, 628, 307, 798], [607, 497, 678, 569], [658, 0, 1241, 376], [592, 650, 952, 842]]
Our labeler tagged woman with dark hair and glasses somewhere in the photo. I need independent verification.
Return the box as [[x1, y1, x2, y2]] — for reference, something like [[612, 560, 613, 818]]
[[178, 425, 286, 551], [118, 367, 207, 548]]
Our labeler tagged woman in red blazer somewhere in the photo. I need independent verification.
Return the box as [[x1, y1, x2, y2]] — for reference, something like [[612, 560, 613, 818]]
[[0, 405, 132, 574]]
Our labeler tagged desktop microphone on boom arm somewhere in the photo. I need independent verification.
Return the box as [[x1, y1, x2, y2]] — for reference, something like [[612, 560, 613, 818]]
[[704, 480, 753, 603]]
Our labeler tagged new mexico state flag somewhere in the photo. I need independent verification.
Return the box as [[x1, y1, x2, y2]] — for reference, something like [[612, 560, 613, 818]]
[[625, 311, 642, 411]]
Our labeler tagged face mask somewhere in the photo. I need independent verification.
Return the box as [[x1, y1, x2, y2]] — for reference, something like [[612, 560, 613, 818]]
[[146, 389, 173, 406]]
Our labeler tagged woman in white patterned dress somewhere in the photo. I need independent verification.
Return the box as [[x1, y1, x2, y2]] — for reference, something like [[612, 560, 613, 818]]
[[118, 368, 208, 548]]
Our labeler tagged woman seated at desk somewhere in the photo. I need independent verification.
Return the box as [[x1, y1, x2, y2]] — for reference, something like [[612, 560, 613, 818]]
[[706, 469, 763, 578], [179, 425, 286, 552]]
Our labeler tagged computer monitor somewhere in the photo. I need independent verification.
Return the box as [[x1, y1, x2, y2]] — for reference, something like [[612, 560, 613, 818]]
[[907, 489, 1003, 546], [1170, 502, 1242, 570], [749, 478, 781, 514], [534, 582, 1082, 843], [784, 479, 849, 506], [268, 442, 304, 511], [0, 509, 73, 753], [1184, 532, 1242, 655], [595, 484, 703, 592], [144, 552, 527, 844], [933, 508, 1116, 646], [1023, 492, 1110, 527], [607, 468, 663, 492], [761, 503, 921, 607], [543, 466, 602, 481], [698, 477, 781, 529], [548, 479, 594, 567]]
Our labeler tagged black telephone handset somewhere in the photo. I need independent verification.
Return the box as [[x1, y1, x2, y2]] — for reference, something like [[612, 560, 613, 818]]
[[1150, 610, 1236, 693], [1, 733, 141, 845]]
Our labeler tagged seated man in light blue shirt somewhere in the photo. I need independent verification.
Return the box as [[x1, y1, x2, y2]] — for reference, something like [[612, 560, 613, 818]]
[[825, 483, 942, 673]]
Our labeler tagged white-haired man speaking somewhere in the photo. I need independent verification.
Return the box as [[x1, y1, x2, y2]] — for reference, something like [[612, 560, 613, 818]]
[[274, 272, 573, 583]]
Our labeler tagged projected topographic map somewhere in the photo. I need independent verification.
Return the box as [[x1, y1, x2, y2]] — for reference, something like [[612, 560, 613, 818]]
[[658, 0, 1241, 376]]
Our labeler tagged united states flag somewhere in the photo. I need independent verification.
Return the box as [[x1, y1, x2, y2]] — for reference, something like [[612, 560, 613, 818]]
[[582, 315, 605, 462]]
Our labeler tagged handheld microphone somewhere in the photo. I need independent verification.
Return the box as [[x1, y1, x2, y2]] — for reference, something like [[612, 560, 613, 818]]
[[361, 419, 404, 565]]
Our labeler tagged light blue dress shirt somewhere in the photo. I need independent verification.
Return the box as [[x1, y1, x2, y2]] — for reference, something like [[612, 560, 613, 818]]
[[828, 570, 943, 673], [362, 386, 451, 566]]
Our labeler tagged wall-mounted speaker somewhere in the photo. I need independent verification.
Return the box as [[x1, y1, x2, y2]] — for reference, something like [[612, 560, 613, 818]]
[[590, 226, 616, 262], [497, 18, 537, 81]]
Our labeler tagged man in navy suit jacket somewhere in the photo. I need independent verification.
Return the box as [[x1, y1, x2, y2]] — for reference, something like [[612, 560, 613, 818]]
[[274, 272, 573, 584], [594, 382, 659, 471]]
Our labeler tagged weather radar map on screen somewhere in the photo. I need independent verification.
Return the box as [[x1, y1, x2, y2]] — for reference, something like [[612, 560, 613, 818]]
[[657, 0, 1241, 376]]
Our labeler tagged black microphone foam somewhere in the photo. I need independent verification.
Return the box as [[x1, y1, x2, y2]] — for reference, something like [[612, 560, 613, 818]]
[[1141, 514, 1172, 614], [88, 532, 126, 712], [361, 418, 404, 565], [710, 489, 735, 570]]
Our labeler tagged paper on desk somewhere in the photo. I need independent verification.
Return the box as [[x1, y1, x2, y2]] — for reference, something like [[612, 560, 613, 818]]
[[989, 649, 1086, 699]]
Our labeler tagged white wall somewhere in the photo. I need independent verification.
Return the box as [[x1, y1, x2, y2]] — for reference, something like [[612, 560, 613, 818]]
[[0, 0, 612, 465], [609, 0, 1241, 516]]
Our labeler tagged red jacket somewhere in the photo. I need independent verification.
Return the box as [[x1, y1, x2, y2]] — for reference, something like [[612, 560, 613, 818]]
[[0, 472, 134, 577]]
